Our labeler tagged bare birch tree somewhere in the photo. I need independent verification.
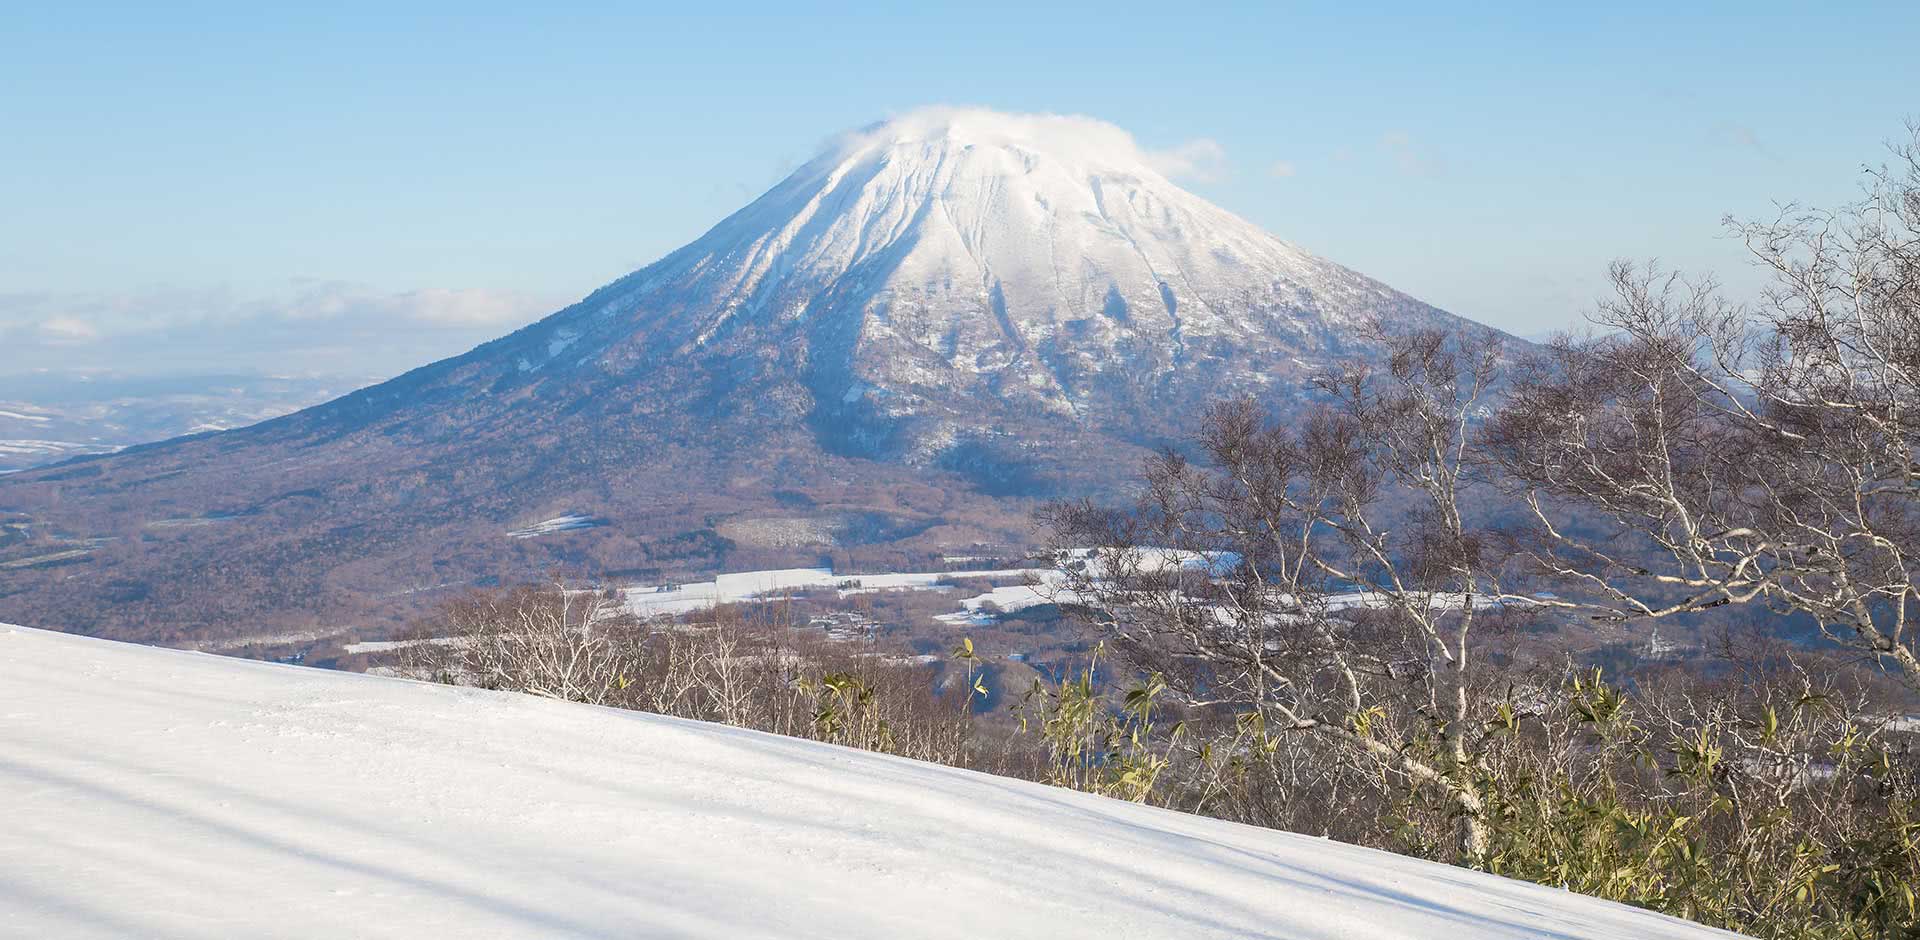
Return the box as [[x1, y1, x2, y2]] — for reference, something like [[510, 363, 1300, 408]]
[[1484, 126, 1920, 687], [1047, 324, 1531, 860], [418, 584, 637, 705]]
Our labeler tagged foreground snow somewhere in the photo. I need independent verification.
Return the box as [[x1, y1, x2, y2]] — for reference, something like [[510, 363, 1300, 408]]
[[0, 624, 1736, 939]]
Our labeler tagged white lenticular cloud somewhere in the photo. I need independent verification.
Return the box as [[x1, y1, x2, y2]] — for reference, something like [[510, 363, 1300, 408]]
[[833, 107, 1231, 183]]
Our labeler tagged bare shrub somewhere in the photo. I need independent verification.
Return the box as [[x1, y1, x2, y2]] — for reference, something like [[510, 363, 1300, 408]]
[[399, 584, 637, 705], [400, 586, 975, 766], [1464, 658, 1920, 938]]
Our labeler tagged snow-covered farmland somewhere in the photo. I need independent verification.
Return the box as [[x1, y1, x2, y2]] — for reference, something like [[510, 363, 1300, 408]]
[[0, 623, 1734, 939], [614, 547, 1502, 634], [620, 548, 1347, 630], [621, 565, 1044, 618]]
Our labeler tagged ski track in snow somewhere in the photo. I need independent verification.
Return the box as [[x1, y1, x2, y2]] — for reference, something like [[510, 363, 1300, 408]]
[[0, 623, 1736, 939]]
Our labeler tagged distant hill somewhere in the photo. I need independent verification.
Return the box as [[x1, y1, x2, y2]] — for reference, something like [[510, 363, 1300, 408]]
[[0, 371, 366, 473]]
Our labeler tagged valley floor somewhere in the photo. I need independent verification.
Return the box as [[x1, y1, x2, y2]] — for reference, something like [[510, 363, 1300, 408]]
[[0, 623, 1737, 939]]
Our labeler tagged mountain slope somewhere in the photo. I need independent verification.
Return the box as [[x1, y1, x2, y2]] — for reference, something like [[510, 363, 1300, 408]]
[[0, 622, 1736, 939], [492, 108, 1463, 461], [321, 108, 1472, 466], [0, 108, 1509, 642]]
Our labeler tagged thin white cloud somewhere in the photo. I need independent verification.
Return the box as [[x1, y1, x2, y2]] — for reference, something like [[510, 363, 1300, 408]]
[[1, 282, 557, 337], [36, 316, 100, 344], [0, 282, 564, 376], [398, 287, 551, 326], [1380, 131, 1445, 178], [1145, 138, 1230, 182], [1269, 160, 1299, 179], [1710, 122, 1776, 160], [276, 280, 552, 326]]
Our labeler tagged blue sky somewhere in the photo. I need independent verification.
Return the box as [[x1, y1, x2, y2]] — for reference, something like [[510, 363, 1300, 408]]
[[5, 2, 1916, 376]]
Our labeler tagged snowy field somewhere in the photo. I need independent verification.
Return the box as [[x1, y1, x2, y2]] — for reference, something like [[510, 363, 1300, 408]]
[[619, 548, 1242, 621], [0, 623, 1735, 939], [617, 549, 1501, 631], [621, 565, 1046, 618]]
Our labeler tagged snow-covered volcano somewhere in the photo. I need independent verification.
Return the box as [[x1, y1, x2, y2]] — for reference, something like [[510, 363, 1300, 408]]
[[460, 107, 1477, 465], [0, 108, 1503, 641]]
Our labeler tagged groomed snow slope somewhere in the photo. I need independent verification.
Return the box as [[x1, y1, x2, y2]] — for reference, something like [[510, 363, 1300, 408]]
[[0, 624, 1737, 939]]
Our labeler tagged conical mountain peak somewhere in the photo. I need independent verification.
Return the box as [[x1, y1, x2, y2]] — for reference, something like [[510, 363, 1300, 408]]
[[488, 107, 1472, 465]]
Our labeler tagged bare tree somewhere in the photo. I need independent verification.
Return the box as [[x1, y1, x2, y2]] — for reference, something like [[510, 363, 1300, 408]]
[[1484, 126, 1920, 686], [1047, 325, 1531, 860], [407, 584, 637, 705]]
